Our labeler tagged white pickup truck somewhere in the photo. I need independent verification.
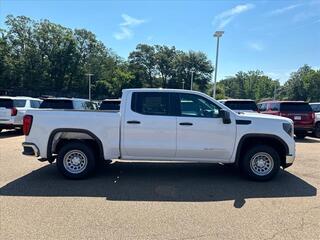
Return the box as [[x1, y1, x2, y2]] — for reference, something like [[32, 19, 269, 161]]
[[22, 89, 295, 181]]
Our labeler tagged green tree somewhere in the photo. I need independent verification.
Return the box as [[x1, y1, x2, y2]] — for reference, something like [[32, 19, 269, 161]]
[[282, 65, 320, 101]]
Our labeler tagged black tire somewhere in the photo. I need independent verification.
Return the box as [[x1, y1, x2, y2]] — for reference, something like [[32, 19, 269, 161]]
[[296, 134, 306, 139], [241, 145, 280, 181], [314, 123, 320, 138], [56, 142, 96, 179]]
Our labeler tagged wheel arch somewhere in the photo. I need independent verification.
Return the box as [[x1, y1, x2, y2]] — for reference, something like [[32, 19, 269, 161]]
[[47, 128, 104, 160], [235, 134, 289, 167]]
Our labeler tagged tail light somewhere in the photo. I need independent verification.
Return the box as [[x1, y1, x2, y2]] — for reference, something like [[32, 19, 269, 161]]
[[23, 115, 33, 136], [11, 107, 18, 116], [311, 112, 315, 120]]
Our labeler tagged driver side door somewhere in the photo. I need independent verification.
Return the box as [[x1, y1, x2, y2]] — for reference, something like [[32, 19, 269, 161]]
[[175, 93, 236, 162]]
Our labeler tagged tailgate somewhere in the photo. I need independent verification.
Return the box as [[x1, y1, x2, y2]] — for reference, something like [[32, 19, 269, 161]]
[[282, 112, 313, 124]]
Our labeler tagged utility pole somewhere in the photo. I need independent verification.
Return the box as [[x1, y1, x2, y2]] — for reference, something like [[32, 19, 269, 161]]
[[182, 79, 185, 89], [86, 73, 94, 101], [190, 69, 194, 90], [213, 31, 224, 99]]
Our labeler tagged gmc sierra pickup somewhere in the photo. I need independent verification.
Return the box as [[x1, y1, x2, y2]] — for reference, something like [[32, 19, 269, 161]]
[[22, 89, 295, 181]]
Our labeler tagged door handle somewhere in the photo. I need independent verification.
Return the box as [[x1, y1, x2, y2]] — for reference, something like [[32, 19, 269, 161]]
[[127, 120, 141, 124], [179, 122, 193, 126]]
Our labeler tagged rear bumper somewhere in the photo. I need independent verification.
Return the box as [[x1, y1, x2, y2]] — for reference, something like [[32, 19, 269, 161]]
[[0, 123, 22, 129], [294, 124, 314, 132], [22, 142, 40, 157]]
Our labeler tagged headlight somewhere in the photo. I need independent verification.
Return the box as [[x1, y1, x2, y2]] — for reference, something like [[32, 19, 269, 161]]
[[283, 123, 293, 137]]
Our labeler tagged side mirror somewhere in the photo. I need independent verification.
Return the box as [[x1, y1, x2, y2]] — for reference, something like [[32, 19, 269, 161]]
[[220, 109, 231, 124]]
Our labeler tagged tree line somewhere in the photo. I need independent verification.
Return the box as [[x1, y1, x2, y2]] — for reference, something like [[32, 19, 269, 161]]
[[0, 15, 319, 101]]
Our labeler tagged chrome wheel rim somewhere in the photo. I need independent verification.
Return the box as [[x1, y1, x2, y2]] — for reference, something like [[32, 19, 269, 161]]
[[250, 152, 274, 176], [63, 150, 88, 174]]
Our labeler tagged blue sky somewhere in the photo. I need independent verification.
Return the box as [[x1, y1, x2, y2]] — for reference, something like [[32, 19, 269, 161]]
[[0, 0, 319, 84]]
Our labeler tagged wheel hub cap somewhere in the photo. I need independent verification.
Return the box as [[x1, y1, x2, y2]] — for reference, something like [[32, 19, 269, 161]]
[[63, 150, 88, 174], [250, 152, 274, 176]]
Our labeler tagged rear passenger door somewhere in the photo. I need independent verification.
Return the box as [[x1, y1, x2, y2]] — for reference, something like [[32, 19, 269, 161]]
[[122, 92, 177, 159]]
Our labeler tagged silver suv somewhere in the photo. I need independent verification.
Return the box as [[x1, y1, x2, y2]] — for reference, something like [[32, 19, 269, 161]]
[[0, 96, 42, 132]]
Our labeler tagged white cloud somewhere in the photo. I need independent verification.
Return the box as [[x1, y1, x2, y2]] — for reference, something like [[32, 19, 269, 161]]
[[268, 4, 302, 15], [248, 42, 264, 51], [113, 27, 133, 40], [213, 4, 254, 29], [120, 14, 146, 27], [114, 14, 146, 40]]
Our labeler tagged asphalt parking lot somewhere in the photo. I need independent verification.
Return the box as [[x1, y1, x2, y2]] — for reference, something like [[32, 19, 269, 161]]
[[0, 130, 319, 240]]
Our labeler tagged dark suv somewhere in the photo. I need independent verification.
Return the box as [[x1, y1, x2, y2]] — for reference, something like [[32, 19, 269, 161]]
[[219, 99, 259, 113], [258, 101, 315, 139], [40, 98, 96, 110], [99, 99, 121, 111]]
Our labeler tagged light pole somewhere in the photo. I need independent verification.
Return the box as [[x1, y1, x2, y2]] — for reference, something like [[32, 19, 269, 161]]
[[182, 79, 185, 89], [213, 31, 224, 99], [190, 69, 195, 90], [86, 73, 94, 101]]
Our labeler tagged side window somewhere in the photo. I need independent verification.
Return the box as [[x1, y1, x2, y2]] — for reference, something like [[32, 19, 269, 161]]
[[258, 103, 267, 111], [73, 100, 83, 110], [13, 100, 26, 107], [131, 92, 170, 116], [30, 100, 41, 108], [178, 93, 220, 118], [270, 103, 279, 111]]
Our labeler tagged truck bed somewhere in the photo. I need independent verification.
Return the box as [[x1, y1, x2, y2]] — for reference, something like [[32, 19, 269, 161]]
[[26, 109, 121, 159]]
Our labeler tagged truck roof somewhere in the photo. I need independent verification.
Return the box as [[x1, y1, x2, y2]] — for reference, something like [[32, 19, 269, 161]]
[[122, 88, 207, 94]]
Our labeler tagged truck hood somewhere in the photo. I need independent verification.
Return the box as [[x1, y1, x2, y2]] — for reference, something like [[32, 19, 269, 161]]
[[237, 112, 293, 123]]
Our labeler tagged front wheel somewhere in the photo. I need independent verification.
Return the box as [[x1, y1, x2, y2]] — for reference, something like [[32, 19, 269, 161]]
[[241, 145, 280, 181], [56, 142, 96, 179]]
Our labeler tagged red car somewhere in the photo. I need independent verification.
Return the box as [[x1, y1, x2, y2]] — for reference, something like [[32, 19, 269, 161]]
[[258, 101, 315, 139]]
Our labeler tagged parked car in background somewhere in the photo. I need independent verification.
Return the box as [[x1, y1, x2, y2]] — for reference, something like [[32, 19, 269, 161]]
[[99, 99, 121, 111], [0, 96, 42, 132], [258, 101, 315, 139], [22, 89, 295, 181], [310, 103, 320, 138], [219, 99, 259, 113], [39, 98, 95, 110], [310, 102, 320, 113]]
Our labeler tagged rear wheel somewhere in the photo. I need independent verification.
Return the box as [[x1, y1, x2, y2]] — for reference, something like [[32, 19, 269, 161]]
[[296, 133, 306, 139], [241, 145, 280, 181], [56, 142, 96, 179]]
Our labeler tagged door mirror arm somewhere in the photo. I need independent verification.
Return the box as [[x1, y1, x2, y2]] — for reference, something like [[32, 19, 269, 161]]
[[219, 109, 231, 124]]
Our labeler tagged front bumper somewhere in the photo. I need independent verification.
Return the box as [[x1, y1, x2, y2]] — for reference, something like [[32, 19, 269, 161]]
[[22, 142, 40, 157], [283, 154, 295, 168]]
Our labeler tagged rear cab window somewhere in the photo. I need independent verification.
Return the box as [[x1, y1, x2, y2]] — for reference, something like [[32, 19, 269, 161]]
[[280, 102, 312, 112], [40, 99, 73, 109], [131, 92, 170, 116], [0, 99, 13, 108]]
